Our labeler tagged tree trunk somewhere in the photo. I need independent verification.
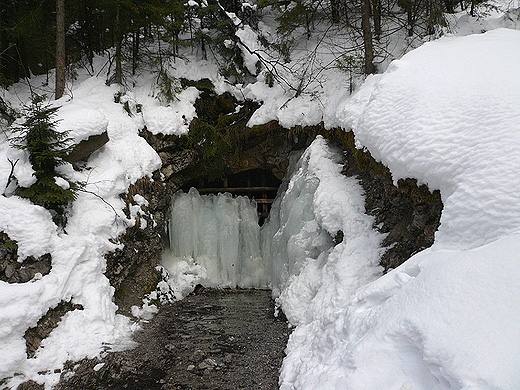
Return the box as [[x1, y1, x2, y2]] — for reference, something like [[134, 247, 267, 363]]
[[55, 0, 66, 100], [132, 27, 139, 75], [331, 0, 340, 23], [305, 9, 311, 38], [407, 7, 414, 36], [404, 0, 418, 37], [361, 0, 375, 74], [0, 2, 3, 76], [84, 0, 94, 71], [115, 2, 122, 85]]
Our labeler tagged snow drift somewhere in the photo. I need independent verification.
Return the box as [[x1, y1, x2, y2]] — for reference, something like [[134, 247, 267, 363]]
[[277, 28, 520, 389]]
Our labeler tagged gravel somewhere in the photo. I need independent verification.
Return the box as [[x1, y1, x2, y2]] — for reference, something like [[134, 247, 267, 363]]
[[56, 288, 291, 390]]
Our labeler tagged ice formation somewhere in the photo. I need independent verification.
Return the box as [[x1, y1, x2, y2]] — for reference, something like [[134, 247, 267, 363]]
[[163, 137, 384, 328], [164, 188, 266, 289]]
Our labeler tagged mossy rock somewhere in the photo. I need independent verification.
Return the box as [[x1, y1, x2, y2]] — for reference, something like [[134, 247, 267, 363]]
[[194, 92, 236, 125], [180, 78, 215, 93], [0, 231, 52, 283]]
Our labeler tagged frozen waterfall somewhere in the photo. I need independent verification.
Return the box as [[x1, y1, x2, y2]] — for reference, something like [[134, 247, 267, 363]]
[[161, 136, 379, 303], [164, 188, 267, 291]]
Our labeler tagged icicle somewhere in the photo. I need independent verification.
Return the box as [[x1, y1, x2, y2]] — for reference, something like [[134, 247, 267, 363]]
[[166, 188, 267, 289], [164, 140, 342, 298]]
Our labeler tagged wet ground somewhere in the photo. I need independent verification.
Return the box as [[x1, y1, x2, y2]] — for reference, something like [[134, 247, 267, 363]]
[[56, 288, 290, 390]]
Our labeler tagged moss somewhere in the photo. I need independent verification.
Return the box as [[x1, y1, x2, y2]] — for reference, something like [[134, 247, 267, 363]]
[[194, 92, 236, 126], [180, 78, 215, 92], [173, 120, 229, 182], [1, 232, 18, 252], [321, 129, 393, 181], [216, 112, 242, 129]]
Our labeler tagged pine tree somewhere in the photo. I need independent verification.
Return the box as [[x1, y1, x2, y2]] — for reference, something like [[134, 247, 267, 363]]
[[10, 95, 78, 225]]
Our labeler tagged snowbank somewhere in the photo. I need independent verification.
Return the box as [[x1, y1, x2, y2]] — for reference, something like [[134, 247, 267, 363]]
[[55, 105, 108, 144], [340, 28, 520, 250], [279, 28, 520, 389], [0, 70, 163, 388], [282, 234, 520, 389]]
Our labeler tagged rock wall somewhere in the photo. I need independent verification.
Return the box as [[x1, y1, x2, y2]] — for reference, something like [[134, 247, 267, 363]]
[[324, 129, 443, 271]]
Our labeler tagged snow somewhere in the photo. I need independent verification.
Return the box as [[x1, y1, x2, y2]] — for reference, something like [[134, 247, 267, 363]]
[[325, 236, 520, 389], [244, 78, 325, 128], [0, 196, 56, 259], [277, 28, 520, 390], [142, 87, 199, 135], [1, 4, 520, 390], [236, 25, 261, 75], [340, 28, 520, 249], [55, 105, 108, 143]]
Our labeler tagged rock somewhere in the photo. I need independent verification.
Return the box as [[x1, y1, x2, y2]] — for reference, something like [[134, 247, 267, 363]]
[[0, 232, 52, 284], [224, 354, 233, 364], [327, 129, 443, 271], [16, 380, 44, 390], [64, 131, 109, 164], [24, 301, 84, 358], [198, 358, 217, 370], [159, 149, 198, 177], [104, 177, 169, 315], [190, 350, 206, 363]]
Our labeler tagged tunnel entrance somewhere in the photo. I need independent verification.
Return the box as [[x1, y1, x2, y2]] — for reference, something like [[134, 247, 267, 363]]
[[181, 169, 282, 225]]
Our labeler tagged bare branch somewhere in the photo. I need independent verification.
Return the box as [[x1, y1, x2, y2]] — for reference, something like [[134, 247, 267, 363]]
[[77, 187, 129, 228], [3, 158, 19, 197]]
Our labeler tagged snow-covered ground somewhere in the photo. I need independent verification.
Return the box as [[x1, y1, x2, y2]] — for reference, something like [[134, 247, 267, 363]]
[[0, 65, 161, 388], [0, 4, 519, 390]]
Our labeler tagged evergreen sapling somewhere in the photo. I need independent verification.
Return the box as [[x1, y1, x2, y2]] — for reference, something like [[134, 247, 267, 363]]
[[10, 95, 79, 225]]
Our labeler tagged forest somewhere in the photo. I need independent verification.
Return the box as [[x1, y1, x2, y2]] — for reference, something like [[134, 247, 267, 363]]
[[1, 0, 483, 98]]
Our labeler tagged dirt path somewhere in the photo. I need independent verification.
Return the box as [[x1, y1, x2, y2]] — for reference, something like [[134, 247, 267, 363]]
[[56, 288, 290, 390]]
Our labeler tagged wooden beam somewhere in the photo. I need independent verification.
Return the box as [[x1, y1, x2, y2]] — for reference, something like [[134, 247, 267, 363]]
[[197, 187, 279, 193], [253, 199, 274, 204]]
